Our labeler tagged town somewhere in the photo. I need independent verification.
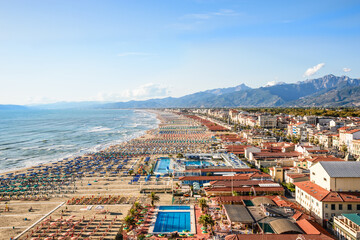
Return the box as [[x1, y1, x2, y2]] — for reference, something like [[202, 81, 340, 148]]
[[2, 108, 360, 240]]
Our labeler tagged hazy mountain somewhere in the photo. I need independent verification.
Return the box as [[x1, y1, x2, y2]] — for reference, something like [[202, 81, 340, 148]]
[[286, 86, 360, 107], [30, 101, 104, 109], [202, 83, 251, 95], [0, 104, 28, 110], [103, 74, 360, 108]]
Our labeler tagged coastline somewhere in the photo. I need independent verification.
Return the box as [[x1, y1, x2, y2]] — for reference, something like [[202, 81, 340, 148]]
[[0, 109, 161, 176], [0, 109, 213, 239]]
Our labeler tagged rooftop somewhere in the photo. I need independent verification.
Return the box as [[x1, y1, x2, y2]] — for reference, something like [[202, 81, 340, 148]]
[[319, 161, 360, 178], [342, 213, 360, 226], [296, 219, 321, 234], [225, 234, 334, 240], [223, 205, 254, 223]]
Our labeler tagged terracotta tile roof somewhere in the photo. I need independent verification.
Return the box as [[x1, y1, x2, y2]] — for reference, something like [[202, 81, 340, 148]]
[[307, 149, 329, 153], [213, 195, 276, 203], [179, 175, 251, 181], [287, 173, 308, 179], [296, 219, 321, 234], [345, 129, 360, 134], [295, 181, 360, 202], [252, 152, 300, 158], [338, 126, 351, 131], [294, 181, 330, 201], [184, 168, 260, 173], [306, 156, 343, 163], [209, 180, 274, 187], [323, 192, 360, 202], [225, 234, 334, 240], [292, 211, 303, 221], [205, 186, 285, 193]]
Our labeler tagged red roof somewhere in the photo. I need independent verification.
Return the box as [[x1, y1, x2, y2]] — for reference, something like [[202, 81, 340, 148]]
[[252, 152, 300, 158], [205, 186, 284, 193], [296, 219, 321, 234], [306, 156, 343, 163], [225, 234, 334, 240], [184, 168, 259, 173], [347, 129, 360, 134], [287, 173, 308, 179], [295, 181, 360, 202], [294, 181, 330, 201], [210, 180, 275, 187], [179, 175, 251, 181]]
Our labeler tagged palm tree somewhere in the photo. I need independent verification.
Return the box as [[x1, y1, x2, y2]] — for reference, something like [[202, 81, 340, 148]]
[[198, 214, 215, 234], [149, 192, 160, 206], [124, 215, 135, 227], [134, 201, 142, 210], [129, 208, 137, 217], [198, 198, 208, 212]]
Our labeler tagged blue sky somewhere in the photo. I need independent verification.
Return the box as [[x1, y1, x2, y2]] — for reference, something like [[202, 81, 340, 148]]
[[0, 0, 359, 104]]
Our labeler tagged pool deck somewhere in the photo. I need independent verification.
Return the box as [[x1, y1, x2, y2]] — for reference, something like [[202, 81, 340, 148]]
[[148, 205, 196, 234]]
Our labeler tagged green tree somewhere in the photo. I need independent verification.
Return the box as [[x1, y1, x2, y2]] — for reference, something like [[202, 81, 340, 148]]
[[198, 214, 215, 234], [133, 201, 142, 211], [232, 191, 239, 196], [149, 192, 160, 206], [124, 215, 135, 227], [198, 198, 208, 212]]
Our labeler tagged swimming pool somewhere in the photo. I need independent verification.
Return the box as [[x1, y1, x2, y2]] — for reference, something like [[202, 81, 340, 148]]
[[154, 158, 172, 173], [153, 212, 191, 233], [159, 206, 190, 210], [184, 160, 212, 166]]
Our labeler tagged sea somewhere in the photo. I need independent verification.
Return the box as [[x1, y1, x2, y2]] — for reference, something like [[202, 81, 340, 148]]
[[0, 109, 159, 173]]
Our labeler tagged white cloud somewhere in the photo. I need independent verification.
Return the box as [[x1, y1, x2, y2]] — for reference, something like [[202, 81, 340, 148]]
[[303, 63, 325, 77], [26, 96, 60, 105], [182, 9, 239, 20], [117, 52, 150, 57], [95, 83, 170, 102], [343, 67, 352, 72]]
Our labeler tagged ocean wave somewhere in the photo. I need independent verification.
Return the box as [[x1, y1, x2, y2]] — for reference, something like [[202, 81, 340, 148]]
[[0, 109, 159, 173], [87, 126, 112, 133]]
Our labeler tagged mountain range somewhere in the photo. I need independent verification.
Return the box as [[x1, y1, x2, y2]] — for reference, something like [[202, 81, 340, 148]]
[[3, 74, 359, 110], [103, 74, 360, 108]]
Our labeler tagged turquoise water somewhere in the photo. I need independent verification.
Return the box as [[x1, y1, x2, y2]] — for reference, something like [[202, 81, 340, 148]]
[[0, 109, 158, 172], [159, 206, 190, 210], [153, 212, 191, 233], [155, 158, 171, 173], [184, 160, 212, 166]]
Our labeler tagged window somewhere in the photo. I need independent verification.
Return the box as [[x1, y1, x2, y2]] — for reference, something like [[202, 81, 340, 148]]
[[312, 172, 315, 175], [323, 178, 327, 181], [348, 204, 352, 210], [357, 204, 360, 210], [331, 204, 335, 210], [325, 213, 329, 218], [325, 204, 328, 208], [339, 204, 343, 210]]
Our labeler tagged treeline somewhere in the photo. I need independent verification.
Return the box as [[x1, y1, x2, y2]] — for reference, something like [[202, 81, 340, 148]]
[[237, 107, 360, 117]]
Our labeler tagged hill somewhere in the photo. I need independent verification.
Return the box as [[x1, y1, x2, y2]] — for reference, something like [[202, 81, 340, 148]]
[[0, 104, 28, 110], [102, 74, 360, 108]]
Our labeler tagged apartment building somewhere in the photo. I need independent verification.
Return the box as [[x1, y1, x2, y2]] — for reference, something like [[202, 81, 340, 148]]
[[295, 162, 360, 226]]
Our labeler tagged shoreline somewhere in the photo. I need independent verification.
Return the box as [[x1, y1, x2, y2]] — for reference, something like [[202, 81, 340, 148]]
[[0, 109, 161, 176], [0, 109, 213, 239]]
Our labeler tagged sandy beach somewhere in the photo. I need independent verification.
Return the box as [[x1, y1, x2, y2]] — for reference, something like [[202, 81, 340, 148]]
[[0, 110, 212, 239]]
